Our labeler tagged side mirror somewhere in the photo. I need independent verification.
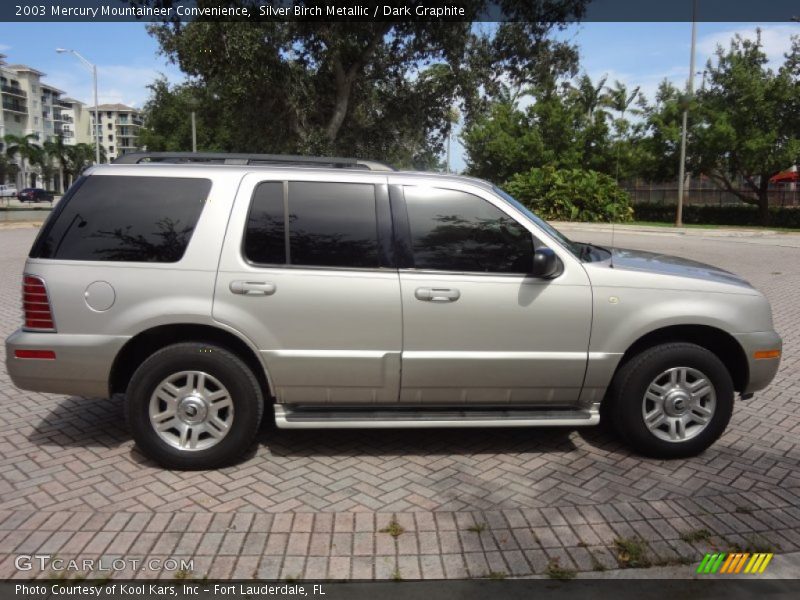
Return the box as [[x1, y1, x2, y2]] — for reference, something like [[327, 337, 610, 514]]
[[530, 247, 560, 279]]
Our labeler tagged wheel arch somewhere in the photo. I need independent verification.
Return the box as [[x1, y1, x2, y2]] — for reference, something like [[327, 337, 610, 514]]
[[615, 324, 749, 392], [109, 323, 273, 402]]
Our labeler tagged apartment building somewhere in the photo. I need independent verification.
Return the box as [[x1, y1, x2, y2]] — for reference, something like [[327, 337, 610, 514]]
[[2, 54, 144, 189], [90, 103, 143, 161], [1, 53, 90, 188], [58, 97, 93, 146]]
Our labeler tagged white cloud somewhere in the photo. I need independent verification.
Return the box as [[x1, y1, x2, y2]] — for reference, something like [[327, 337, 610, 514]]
[[697, 24, 798, 71], [44, 62, 185, 108], [0, 44, 11, 52]]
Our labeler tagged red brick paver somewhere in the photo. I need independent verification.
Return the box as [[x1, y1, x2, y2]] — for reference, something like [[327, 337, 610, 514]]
[[0, 227, 798, 579]]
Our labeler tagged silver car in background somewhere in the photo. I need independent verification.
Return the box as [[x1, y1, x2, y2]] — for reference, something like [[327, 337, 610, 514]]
[[4, 153, 782, 469]]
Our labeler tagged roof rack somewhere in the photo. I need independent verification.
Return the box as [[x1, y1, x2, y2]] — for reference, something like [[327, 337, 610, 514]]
[[112, 152, 396, 172]]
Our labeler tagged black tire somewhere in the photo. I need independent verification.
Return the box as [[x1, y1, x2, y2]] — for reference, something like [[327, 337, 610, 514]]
[[607, 342, 734, 458], [125, 342, 264, 469]]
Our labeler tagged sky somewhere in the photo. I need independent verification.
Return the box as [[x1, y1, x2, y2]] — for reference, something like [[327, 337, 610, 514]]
[[1, 20, 797, 170]]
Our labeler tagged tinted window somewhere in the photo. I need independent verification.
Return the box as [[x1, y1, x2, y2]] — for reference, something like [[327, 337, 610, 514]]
[[404, 186, 533, 273], [243, 182, 286, 265], [33, 176, 210, 262], [288, 182, 379, 268], [245, 181, 379, 268]]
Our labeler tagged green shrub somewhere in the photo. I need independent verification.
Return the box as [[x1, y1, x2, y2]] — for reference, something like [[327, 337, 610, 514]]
[[633, 203, 800, 228], [504, 167, 634, 223]]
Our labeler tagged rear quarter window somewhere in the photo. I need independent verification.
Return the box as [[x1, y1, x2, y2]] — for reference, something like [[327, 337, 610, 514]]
[[31, 175, 211, 262]]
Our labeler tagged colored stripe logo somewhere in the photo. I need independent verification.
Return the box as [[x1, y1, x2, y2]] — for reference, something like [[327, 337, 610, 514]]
[[696, 553, 773, 574]]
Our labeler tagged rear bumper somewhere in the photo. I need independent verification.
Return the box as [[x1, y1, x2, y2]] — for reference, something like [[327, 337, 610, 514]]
[[733, 331, 783, 394], [5, 329, 129, 398]]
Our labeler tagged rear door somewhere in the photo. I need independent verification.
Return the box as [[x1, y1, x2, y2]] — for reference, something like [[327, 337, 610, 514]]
[[213, 172, 402, 405], [392, 182, 593, 405]]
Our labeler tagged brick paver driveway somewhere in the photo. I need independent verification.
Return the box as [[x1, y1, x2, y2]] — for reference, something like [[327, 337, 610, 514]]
[[0, 225, 798, 579]]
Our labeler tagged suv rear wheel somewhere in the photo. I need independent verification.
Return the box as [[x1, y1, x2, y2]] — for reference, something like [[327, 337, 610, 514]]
[[125, 342, 264, 469], [608, 342, 734, 458]]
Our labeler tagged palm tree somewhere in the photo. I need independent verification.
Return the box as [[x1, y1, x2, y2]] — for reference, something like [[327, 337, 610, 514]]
[[4, 133, 41, 189], [66, 143, 104, 177], [572, 73, 609, 120], [604, 80, 642, 124], [44, 135, 70, 193], [603, 81, 642, 182]]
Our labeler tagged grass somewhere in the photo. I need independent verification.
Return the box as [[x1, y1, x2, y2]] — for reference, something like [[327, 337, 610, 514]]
[[391, 568, 403, 582], [546, 558, 576, 580], [485, 571, 507, 580], [628, 220, 800, 233], [380, 518, 405, 538], [726, 534, 780, 554], [613, 537, 652, 569], [466, 522, 487, 534], [679, 529, 713, 544], [590, 553, 606, 572]]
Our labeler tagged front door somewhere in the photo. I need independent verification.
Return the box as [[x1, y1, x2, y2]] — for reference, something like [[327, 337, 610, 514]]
[[213, 174, 402, 405], [395, 184, 593, 405]]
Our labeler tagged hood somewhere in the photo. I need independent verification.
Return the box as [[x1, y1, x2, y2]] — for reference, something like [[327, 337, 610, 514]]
[[610, 247, 753, 288]]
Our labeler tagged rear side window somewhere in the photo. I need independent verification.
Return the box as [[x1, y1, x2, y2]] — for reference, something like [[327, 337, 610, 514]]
[[32, 176, 211, 262], [244, 181, 379, 269], [404, 186, 534, 273]]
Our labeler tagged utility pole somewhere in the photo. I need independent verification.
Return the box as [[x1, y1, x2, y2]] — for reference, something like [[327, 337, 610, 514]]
[[56, 48, 101, 165], [676, 0, 697, 227]]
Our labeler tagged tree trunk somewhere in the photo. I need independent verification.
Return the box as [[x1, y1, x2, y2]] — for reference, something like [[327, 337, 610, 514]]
[[325, 62, 351, 143], [758, 192, 770, 226], [758, 176, 771, 226]]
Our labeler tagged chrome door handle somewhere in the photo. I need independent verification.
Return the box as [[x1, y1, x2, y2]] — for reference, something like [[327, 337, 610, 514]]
[[415, 287, 460, 302], [230, 280, 276, 296]]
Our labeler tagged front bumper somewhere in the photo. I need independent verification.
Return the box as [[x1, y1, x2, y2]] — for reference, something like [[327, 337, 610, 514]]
[[733, 331, 783, 394], [5, 329, 129, 398]]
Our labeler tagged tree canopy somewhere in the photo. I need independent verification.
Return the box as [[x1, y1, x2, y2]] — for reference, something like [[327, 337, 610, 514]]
[[688, 31, 800, 223], [136, 0, 587, 167]]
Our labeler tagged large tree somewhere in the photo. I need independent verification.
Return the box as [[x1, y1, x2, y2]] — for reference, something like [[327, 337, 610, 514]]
[[690, 30, 800, 225], [136, 0, 587, 167], [462, 76, 617, 182]]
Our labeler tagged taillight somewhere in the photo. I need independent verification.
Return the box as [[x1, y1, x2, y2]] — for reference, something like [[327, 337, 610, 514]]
[[22, 274, 56, 332]]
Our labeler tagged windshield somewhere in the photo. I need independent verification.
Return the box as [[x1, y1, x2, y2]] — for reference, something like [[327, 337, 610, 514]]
[[493, 186, 583, 258]]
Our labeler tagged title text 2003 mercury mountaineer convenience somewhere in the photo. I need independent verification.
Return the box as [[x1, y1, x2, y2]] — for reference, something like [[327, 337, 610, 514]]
[[5, 153, 782, 469]]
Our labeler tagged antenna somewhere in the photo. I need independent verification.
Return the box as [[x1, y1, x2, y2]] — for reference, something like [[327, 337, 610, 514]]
[[610, 219, 616, 268]]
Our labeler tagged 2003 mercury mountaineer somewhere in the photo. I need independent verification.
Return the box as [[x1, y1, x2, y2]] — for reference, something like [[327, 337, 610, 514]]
[[5, 153, 782, 469]]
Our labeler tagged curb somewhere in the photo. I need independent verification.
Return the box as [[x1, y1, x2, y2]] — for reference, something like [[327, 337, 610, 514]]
[[549, 222, 790, 238]]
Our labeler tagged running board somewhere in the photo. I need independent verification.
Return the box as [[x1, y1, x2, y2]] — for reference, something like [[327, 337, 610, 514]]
[[274, 405, 599, 429]]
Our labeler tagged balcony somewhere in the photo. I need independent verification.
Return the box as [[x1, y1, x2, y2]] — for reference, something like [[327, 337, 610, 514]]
[[2, 99, 27, 114], [1, 84, 27, 98]]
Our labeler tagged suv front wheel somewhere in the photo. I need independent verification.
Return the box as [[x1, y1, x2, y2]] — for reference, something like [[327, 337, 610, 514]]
[[125, 342, 264, 469], [608, 342, 734, 458]]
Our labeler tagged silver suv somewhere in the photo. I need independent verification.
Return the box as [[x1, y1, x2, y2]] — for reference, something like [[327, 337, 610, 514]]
[[5, 153, 782, 469]]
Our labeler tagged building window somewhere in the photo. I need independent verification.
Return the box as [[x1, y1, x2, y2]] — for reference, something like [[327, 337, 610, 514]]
[[109, 146, 114, 153]]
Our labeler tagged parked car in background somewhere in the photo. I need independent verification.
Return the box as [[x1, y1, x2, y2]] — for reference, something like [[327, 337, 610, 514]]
[[0, 184, 18, 198], [17, 188, 54, 203]]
